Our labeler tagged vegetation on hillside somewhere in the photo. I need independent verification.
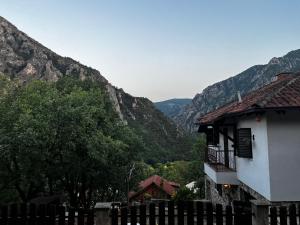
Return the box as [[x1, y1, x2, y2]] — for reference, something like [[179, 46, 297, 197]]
[[0, 75, 206, 206]]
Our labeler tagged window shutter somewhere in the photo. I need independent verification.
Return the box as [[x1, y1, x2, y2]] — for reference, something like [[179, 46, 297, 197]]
[[237, 128, 253, 158]]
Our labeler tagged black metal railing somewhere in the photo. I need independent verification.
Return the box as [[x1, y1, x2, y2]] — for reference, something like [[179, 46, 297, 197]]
[[205, 147, 236, 171]]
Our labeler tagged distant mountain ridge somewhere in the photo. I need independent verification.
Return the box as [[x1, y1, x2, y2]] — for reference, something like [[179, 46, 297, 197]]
[[0, 16, 192, 163], [173, 49, 300, 132], [155, 98, 192, 118]]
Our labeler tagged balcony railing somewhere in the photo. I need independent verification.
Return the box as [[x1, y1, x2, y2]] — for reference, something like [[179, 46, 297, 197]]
[[205, 146, 236, 171]]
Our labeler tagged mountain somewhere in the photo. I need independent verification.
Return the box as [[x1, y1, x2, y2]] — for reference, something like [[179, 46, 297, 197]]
[[0, 16, 193, 163], [154, 98, 192, 118], [173, 50, 300, 132]]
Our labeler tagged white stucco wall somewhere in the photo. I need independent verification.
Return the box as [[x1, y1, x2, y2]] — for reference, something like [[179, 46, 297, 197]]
[[236, 116, 271, 200], [267, 111, 300, 201]]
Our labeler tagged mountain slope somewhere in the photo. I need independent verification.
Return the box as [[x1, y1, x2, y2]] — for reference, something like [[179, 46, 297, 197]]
[[154, 98, 192, 118], [174, 50, 300, 132], [0, 16, 192, 163]]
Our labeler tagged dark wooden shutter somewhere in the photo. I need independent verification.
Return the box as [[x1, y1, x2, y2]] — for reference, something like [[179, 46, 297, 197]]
[[237, 128, 252, 158]]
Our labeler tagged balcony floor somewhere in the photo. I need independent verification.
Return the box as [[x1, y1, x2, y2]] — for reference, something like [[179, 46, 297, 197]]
[[204, 162, 239, 185]]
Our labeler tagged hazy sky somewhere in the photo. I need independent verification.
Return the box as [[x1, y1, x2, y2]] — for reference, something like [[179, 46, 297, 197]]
[[1, 0, 300, 101]]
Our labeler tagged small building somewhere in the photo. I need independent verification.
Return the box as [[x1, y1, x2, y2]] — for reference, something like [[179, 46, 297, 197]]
[[198, 72, 300, 205], [129, 175, 180, 202]]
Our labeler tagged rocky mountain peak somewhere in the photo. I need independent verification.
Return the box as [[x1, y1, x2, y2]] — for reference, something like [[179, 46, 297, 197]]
[[173, 49, 300, 132], [0, 16, 107, 84]]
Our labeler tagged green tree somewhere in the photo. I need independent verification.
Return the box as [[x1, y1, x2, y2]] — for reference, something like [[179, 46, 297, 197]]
[[0, 77, 144, 207]]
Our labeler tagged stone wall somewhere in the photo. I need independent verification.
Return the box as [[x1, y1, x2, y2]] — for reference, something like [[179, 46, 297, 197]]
[[205, 175, 240, 205]]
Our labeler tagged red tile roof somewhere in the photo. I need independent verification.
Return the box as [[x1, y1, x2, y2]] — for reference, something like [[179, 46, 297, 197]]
[[199, 73, 300, 124], [139, 175, 179, 196]]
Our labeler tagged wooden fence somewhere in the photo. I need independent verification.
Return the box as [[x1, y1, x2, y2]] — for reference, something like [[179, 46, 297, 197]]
[[111, 201, 252, 225], [0, 204, 94, 225], [269, 204, 300, 225]]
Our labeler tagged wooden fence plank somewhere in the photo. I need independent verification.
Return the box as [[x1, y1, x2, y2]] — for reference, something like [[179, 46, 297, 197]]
[[9, 204, 18, 225], [206, 202, 213, 225], [234, 206, 242, 225], [289, 204, 297, 225], [130, 206, 137, 225], [187, 201, 194, 225], [279, 206, 287, 225], [111, 208, 118, 225], [177, 201, 184, 225], [29, 204, 37, 225], [168, 201, 175, 225], [270, 207, 277, 225], [159, 202, 165, 225], [77, 208, 84, 225], [149, 203, 156, 225], [48, 205, 56, 225], [67, 208, 75, 225], [37, 204, 46, 225], [196, 201, 203, 225], [1, 205, 8, 225], [139, 205, 146, 225], [19, 203, 27, 225], [225, 205, 233, 225], [120, 207, 127, 225], [87, 209, 94, 225], [58, 206, 65, 225], [216, 204, 223, 225]]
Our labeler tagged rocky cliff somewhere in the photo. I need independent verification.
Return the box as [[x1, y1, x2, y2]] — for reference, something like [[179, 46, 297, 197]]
[[0, 16, 192, 163], [173, 50, 300, 132], [154, 98, 192, 118]]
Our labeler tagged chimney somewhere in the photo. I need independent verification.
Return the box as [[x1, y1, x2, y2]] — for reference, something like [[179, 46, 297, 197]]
[[237, 91, 242, 103]]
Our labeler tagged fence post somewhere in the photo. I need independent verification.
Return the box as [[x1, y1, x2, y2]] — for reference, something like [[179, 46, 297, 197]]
[[94, 203, 112, 225], [250, 200, 269, 225]]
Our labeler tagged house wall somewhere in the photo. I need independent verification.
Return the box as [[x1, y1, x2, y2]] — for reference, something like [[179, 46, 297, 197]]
[[236, 115, 271, 200], [267, 111, 300, 201]]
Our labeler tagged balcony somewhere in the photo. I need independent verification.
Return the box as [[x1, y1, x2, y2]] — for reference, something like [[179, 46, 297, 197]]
[[204, 146, 239, 185], [205, 147, 236, 171]]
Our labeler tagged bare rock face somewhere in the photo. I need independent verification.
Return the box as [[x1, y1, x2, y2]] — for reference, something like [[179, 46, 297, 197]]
[[0, 16, 108, 84], [173, 49, 300, 132]]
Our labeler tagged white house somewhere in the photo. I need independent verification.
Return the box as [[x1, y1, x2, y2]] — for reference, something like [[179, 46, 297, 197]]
[[198, 72, 300, 205]]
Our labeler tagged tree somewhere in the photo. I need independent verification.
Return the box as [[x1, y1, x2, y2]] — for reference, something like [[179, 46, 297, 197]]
[[0, 77, 144, 207]]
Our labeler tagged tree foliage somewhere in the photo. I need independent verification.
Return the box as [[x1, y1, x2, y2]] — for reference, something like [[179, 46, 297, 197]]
[[0, 76, 144, 207]]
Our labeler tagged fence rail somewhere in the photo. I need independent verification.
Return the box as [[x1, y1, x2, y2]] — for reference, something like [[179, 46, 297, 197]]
[[0, 203, 94, 225], [111, 201, 252, 225]]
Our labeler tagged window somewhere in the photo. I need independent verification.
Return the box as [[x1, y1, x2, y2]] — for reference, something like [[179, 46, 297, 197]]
[[237, 128, 253, 158], [206, 127, 219, 145]]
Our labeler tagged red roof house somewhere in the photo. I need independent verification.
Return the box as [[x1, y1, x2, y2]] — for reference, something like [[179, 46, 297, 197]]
[[129, 175, 180, 202], [198, 72, 300, 205]]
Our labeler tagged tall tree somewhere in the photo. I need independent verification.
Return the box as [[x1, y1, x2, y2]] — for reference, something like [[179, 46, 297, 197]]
[[0, 77, 143, 207]]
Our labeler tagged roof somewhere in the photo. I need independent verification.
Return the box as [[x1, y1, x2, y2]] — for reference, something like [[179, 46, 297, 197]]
[[129, 175, 180, 200], [139, 175, 179, 196], [199, 73, 300, 125]]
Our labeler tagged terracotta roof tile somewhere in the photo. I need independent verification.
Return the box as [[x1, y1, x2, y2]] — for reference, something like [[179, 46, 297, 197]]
[[139, 175, 179, 196], [199, 73, 300, 124]]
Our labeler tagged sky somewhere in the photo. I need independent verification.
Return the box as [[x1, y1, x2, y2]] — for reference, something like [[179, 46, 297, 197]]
[[1, 1, 300, 101]]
